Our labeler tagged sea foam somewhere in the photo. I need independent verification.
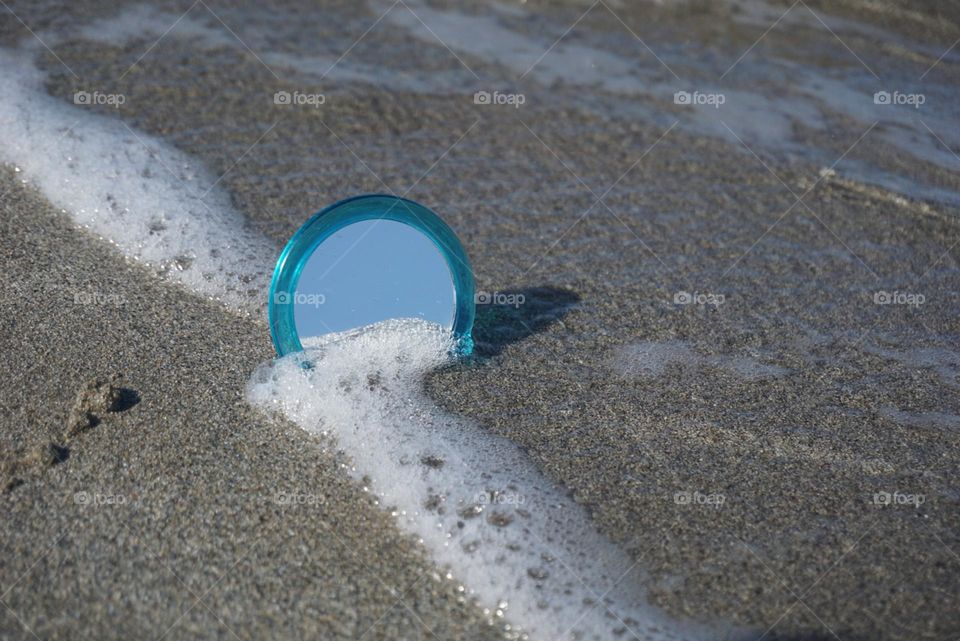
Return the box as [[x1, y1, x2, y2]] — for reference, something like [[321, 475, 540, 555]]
[[248, 318, 715, 641], [0, 48, 274, 317]]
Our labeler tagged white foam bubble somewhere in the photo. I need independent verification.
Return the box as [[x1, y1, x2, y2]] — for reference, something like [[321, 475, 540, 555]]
[[613, 341, 789, 381], [75, 4, 472, 95], [248, 318, 722, 641], [881, 406, 960, 432], [0, 48, 274, 317], [77, 4, 236, 49], [865, 342, 960, 388]]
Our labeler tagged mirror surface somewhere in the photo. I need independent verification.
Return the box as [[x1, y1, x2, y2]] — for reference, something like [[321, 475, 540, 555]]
[[292, 219, 455, 345]]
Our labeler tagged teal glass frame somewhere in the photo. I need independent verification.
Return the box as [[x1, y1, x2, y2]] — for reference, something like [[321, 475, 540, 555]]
[[268, 194, 475, 356]]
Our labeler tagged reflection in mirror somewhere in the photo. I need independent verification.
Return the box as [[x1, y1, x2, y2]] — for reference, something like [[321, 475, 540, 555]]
[[292, 219, 455, 346]]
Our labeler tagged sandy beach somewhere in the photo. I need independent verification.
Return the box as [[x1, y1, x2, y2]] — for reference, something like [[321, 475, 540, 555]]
[[2, 0, 959, 639]]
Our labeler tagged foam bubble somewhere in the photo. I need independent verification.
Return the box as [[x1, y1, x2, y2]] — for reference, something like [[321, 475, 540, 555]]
[[75, 4, 472, 95], [0, 48, 275, 317], [247, 318, 719, 641], [613, 341, 789, 381]]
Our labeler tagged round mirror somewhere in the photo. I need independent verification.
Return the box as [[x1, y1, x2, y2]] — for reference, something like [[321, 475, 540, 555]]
[[269, 195, 475, 355]]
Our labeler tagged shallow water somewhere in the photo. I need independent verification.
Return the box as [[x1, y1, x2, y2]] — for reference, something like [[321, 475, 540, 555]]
[[1, 0, 959, 638], [56, 0, 960, 207]]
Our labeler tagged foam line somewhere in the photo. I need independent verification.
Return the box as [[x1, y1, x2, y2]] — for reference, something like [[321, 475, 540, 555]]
[[0, 48, 274, 318], [248, 319, 719, 641]]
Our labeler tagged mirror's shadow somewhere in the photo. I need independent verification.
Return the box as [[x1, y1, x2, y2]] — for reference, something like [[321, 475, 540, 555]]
[[471, 286, 580, 357]]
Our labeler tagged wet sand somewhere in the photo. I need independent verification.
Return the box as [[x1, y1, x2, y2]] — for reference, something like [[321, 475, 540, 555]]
[[0, 166, 504, 640], [2, 0, 960, 639]]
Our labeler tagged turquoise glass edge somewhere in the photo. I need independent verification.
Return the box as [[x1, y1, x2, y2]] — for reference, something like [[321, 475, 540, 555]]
[[268, 194, 475, 357]]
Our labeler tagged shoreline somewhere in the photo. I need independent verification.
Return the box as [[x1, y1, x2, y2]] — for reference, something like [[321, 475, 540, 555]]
[[0, 169, 504, 641], [2, 0, 959, 638]]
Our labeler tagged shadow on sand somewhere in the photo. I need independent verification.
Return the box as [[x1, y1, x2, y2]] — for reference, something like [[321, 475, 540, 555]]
[[470, 286, 579, 357]]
